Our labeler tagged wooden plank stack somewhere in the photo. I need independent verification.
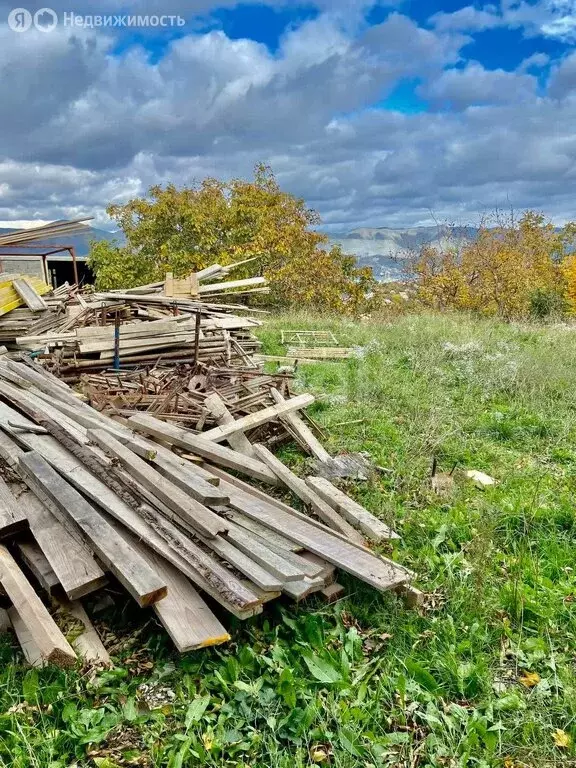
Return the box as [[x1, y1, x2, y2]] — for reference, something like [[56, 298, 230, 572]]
[[7, 265, 267, 375], [0, 357, 416, 666]]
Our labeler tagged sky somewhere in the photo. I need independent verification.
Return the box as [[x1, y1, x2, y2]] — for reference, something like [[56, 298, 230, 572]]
[[1, 0, 576, 232]]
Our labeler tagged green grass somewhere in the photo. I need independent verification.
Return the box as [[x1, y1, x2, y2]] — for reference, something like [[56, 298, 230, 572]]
[[3, 311, 576, 767]]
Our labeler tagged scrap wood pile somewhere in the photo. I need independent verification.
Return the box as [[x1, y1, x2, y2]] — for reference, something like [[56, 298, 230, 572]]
[[8, 264, 267, 376], [0, 357, 418, 667], [0, 277, 78, 347], [77, 365, 316, 450]]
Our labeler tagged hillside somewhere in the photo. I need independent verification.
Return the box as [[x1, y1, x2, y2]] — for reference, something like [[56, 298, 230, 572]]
[[329, 225, 477, 280]]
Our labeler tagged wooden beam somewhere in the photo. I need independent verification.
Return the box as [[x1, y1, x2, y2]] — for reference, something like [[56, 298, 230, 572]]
[[127, 542, 231, 653], [198, 277, 266, 294], [252, 445, 366, 545], [270, 388, 331, 463], [201, 394, 314, 444], [305, 477, 400, 543], [224, 523, 308, 582], [203, 393, 256, 456], [87, 428, 226, 539], [17, 539, 60, 594], [0, 545, 76, 668], [151, 453, 230, 506], [127, 413, 278, 485], [21, 491, 106, 600], [0, 476, 28, 537], [201, 472, 412, 594], [17, 451, 167, 608]]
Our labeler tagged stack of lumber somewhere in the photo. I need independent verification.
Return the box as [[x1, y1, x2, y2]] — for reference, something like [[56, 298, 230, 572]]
[[9, 263, 268, 374], [0, 358, 416, 666], [0, 281, 80, 345]]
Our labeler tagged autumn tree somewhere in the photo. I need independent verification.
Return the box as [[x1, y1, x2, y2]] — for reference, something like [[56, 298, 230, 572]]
[[88, 164, 375, 314], [412, 212, 576, 319]]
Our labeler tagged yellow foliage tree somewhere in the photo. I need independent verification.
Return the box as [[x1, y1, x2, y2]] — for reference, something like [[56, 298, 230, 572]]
[[412, 212, 576, 319], [88, 164, 374, 314]]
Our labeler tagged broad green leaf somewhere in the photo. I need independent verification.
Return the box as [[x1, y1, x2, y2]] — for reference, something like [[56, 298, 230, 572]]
[[185, 695, 210, 728], [405, 660, 440, 693], [302, 651, 343, 684]]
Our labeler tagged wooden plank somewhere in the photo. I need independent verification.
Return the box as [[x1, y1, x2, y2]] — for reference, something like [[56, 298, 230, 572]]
[[224, 510, 302, 552], [0, 545, 76, 668], [321, 583, 346, 603], [17, 539, 60, 594], [128, 413, 278, 485], [252, 445, 366, 545], [203, 393, 256, 456], [203, 464, 374, 553], [8, 607, 45, 667], [151, 453, 230, 506], [201, 473, 412, 594], [270, 388, 331, 463], [301, 551, 336, 586], [198, 277, 266, 294], [53, 598, 111, 665], [17, 452, 167, 608], [306, 477, 400, 543], [282, 576, 326, 601], [196, 532, 283, 592], [128, 542, 231, 652], [224, 523, 308, 582], [0, 476, 28, 537], [12, 279, 48, 312], [0, 607, 11, 633], [87, 428, 226, 539], [201, 394, 314, 444], [19, 490, 106, 600]]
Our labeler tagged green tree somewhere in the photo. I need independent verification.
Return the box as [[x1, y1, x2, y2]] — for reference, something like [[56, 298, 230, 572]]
[[88, 164, 375, 313]]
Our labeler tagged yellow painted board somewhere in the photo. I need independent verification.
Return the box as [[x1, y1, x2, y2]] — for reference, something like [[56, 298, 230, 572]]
[[0, 276, 51, 315]]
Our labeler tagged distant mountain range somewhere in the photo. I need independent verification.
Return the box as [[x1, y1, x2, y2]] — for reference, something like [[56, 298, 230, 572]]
[[328, 225, 478, 281], [0, 224, 478, 282]]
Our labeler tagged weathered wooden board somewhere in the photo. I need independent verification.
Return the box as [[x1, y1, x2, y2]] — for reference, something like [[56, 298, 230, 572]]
[[17, 452, 167, 607], [306, 476, 400, 542], [87, 428, 226, 539], [17, 539, 60, 594], [0, 476, 28, 537], [131, 543, 231, 652], [201, 394, 314, 444], [0, 545, 76, 668], [253, 445, 366, 545], [203, 393, 255, 456], [151, 453, 230, 506], [269, 388, 331, 463], [127, 413, 278, 484], [20, 490, 107, 600], [202, 472, 412, 594]]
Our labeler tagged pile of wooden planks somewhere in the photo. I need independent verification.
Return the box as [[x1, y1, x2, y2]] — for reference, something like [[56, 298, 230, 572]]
[[8, 265, 268, 375], [0, 358, 417, 667]]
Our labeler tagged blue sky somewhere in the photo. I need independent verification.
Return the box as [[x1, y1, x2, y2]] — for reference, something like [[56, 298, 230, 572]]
[[1, 0, 576, 230]]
